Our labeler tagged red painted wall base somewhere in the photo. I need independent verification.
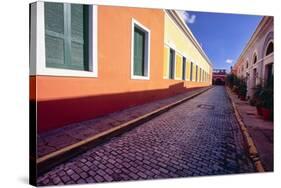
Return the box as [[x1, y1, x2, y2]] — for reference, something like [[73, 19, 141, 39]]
[[34, 84, 206, 133]]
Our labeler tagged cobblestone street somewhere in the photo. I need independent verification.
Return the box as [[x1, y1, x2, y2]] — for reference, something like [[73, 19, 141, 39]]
[[37, 86, 255, 186]]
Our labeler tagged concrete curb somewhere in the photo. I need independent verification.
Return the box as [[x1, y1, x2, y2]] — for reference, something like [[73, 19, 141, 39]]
[[37, 86, 213, 175], [225, 87, 265, 172]]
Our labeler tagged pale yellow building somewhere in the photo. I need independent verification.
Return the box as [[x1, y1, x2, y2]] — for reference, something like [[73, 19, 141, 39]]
[[163, 10, 212, 86]]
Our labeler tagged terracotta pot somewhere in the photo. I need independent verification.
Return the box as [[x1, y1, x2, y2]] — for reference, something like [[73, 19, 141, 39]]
[[256, 106, 263, 116], [262, 108, 272, 120]]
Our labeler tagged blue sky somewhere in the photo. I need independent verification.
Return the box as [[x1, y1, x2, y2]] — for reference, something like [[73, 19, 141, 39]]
[[182, 11, 262, 71]]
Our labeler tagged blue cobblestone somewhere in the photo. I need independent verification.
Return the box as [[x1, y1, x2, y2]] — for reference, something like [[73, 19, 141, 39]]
[[37, 86, 255, 186]]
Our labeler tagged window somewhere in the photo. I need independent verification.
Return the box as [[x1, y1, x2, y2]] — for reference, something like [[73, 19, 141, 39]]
[[246, 61, 249, 69], [169, 49, 175, 79], [253, 68, 257, 86], [199, 68, 202, 82], [266, 64, 273, 84], [190, 62, 193, 81], [182, 57, 186, 80], [195, 65, 198, 82], [203, 70, 205, 82], [253, 54, 257, 64], [45, 2, 90, 71], [266, 42, 273, 56], [29, 2, 97, 77], [131, 19, 150, 80], [133, 28, 145, 76]]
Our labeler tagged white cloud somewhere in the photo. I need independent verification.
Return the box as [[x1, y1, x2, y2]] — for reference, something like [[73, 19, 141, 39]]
[[226, 59, 234, 64], [182, 11, 196, 24]]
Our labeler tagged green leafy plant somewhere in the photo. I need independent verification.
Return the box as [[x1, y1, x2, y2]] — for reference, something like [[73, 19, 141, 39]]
[[226, 73, 236, 88], [253, 84, 263, 107], [238, 79, 247, 98], [260, 75, 273, 110], [252, 75, 273, 120]]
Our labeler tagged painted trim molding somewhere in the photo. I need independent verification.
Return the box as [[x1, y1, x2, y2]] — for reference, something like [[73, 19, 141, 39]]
[[130, 18, 151, 80]]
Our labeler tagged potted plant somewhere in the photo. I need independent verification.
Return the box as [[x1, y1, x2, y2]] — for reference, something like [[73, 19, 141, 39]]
[[260, 88, 273, 120], [238, 79, 247, 100], [253, 84, 263, 116], [259, 76, 273, 120], [230, 76, 240, 95], [226, 73, 235, 89]]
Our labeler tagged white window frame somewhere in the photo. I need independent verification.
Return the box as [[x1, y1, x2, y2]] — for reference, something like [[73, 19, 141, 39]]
[[131, 18, 151, 80], [30, 1, 98, 78], [163, 45, 170, 79]]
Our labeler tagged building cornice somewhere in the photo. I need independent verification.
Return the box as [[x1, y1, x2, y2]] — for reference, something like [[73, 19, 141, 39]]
[[235, 16, 273, 67], [165, 10, 213, 66]]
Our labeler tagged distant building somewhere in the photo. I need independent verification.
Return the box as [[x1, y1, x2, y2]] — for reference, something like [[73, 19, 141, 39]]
[[212, 69, 227, 85], [233, 16, 273, 99]]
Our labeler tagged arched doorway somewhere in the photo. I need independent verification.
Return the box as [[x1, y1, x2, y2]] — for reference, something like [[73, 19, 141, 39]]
[[213, 78, 225, 85], [264, 41, 274, 85]]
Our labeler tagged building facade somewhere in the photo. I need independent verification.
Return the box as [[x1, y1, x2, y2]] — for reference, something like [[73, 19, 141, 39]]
[[233, 16, 273, 99], [30, 2, 212, 133], [212, 69, 227, 85], [163, 10, 212, 86]]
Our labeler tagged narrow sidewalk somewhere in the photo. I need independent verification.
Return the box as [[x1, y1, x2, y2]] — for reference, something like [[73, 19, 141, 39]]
[[227, 89, 273, 171], [38, 86, 210, 159]]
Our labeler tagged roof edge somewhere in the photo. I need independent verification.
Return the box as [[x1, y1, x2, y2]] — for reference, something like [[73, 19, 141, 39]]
[[165, 9, 213, 66]]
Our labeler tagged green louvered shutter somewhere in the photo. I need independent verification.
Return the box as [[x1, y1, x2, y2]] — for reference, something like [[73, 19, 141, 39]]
[[44, 2, 89, 71], [169, 49, 175, 79], [134, 28, 145, 76], [45, 2, 65, 67], [182, 57, 186, 80], [70, 4, 89, 70]]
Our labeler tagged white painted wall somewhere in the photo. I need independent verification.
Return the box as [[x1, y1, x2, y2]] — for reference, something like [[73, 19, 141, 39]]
[[234, 17, 273, 99]]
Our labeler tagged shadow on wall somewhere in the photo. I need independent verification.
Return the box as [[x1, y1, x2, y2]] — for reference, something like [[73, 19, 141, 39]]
[[31, 82, 207, 133]]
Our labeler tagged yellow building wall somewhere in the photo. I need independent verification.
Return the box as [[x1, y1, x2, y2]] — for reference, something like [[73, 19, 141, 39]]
[[186, 61, 190, 81], [163, 12, 211, 84], [175, 53, 182, 79], [193, 64, 196, 81]]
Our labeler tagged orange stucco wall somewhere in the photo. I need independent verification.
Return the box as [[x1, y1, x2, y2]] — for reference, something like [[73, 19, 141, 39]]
[[31, 6, 210, 133]]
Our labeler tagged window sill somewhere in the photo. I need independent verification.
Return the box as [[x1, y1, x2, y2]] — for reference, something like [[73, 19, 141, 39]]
[[36, 67, 98, 78], [131, 75, 150, 80]]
